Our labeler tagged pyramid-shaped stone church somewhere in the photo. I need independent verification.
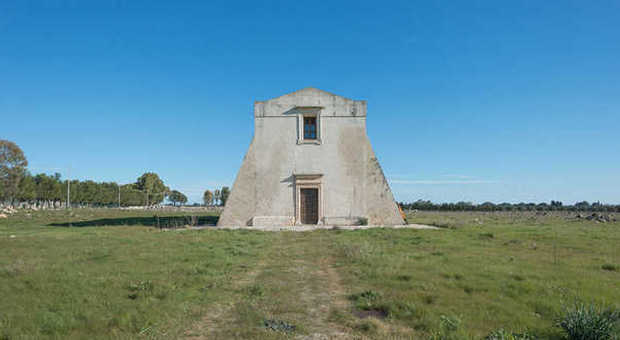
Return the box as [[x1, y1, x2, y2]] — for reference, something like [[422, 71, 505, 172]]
[[217, 88, 404, 227]]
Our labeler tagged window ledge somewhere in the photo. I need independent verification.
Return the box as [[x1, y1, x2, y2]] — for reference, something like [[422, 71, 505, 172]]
[[297, 139, 322, 145]]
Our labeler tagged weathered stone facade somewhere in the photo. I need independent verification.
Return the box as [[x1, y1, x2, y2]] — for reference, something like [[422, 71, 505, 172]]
[[217, 88, 404, 226]]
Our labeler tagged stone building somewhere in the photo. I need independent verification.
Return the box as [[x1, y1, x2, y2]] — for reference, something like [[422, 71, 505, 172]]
[[217, 88, 404, 226]]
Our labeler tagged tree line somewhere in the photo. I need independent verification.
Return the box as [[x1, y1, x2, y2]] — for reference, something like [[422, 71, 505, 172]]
[[202, 187, 230, 207], [0, 139, 192, 208], [5, 170, 174, 208], [400, 200, 620, 213], [1, 139, 235, 208]]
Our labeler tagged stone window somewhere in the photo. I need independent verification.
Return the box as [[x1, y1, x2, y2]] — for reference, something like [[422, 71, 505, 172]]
[[303, 116, 317, 140], [295, 107, 322, 144]]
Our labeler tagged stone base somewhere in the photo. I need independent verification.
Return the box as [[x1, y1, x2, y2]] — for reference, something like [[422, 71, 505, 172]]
[[251, 216, 295, 226], [249, 216, 369, 226], [323, 216, 365, 226], [210, 224, 439, 231]]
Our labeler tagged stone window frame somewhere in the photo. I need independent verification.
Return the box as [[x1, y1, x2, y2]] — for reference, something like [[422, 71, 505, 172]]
[[294, 174, 323, 225], [296, 107, 322, 145]]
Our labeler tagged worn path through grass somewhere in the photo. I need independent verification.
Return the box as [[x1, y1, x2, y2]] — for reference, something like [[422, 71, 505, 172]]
[[186, 231, 361, 339]]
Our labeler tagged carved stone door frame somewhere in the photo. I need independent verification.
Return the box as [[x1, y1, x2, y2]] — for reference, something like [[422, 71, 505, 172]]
[[294, 174, 323, 225]]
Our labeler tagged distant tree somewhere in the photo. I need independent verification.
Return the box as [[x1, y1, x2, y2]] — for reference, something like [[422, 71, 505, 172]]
[[575, 201, 590, 211], [497, 202, 513, 211], [455, 201, 474, 211], [34, 174, 63, 207], [0, 140, 28, 204], [120, 183, 143, 207], [168, 190, 187, 206], [203, 190, 213, 206], [18, 172, 36, 203], [81, 180, 98, 206], [397, 199, 620, 213], [214, 189, 221, 206], [479, 202, 496, 211], [550, 200, 563, 211], [220, 186, 230, 206], [136, 172, 168, 206], [591, 201, 603, 212]]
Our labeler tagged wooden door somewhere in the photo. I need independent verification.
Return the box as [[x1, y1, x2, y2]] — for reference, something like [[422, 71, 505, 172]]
[[300, 188, 318, 224]]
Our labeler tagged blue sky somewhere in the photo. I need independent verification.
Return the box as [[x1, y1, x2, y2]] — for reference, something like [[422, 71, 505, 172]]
[[1, 1, 619, 204]]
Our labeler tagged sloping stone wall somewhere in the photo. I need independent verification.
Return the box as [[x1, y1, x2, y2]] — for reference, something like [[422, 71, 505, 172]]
[[217, 88, 404, 226]]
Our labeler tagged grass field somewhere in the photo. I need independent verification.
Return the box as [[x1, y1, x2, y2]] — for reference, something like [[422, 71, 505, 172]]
[[1, 209, 618, 339]]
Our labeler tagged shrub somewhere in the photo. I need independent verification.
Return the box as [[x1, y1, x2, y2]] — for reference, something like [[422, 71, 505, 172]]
[[127, 280, 154, 299], [358, 290, 380, 300], [423, 294, 437, 305], [558, 302, 619, 340], [479, 232, 494, 239], [396, 274, 412, 281], [392, 301, 420, 318], [263, 319, 295, 332], [439, 315, 461, 332], [429, 315, 462, 340], [246, 284, 264, 298], [601, 264, 617, 272], [349, 290, 380, 309], [128, 280, 153, 292]]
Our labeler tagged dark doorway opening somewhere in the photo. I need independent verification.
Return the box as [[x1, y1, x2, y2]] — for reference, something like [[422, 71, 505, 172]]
[[300, 188, 318, 224]]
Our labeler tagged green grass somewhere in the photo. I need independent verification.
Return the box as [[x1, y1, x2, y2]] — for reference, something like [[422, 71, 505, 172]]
[[0, 209, 269, 338], [331, 212, 620, 338], [1, 209, 619, 339]]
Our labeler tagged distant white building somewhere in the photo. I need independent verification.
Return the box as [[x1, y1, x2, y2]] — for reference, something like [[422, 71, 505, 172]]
[[218, 88, 404, 226]]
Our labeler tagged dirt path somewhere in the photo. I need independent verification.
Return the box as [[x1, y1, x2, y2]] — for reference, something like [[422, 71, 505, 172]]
[[296, 255, 355, 340], [184, 258, 268, 339], [184, 232, 358, 339]]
